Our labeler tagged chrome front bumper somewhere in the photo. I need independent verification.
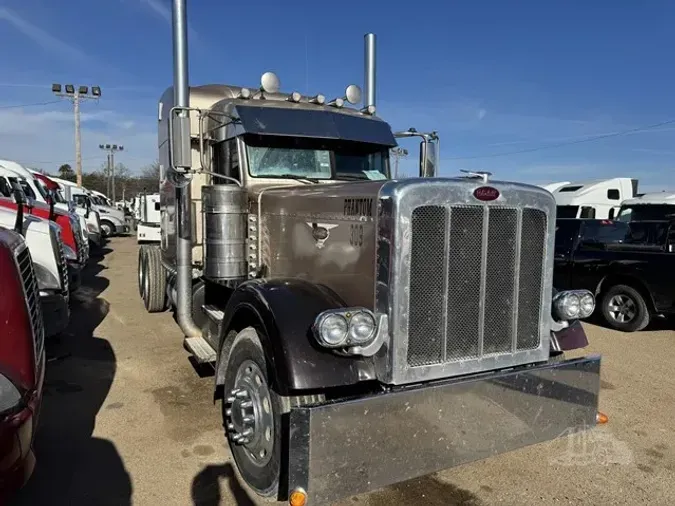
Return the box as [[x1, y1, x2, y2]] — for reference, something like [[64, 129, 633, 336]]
[[287, 356, 601, 504]]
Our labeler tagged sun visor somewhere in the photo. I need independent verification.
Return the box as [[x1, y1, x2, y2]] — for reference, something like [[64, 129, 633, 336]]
[[234, 105, 397, 147]]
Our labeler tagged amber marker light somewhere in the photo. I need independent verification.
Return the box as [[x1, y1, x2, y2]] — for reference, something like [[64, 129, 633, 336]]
[[596, 411, 609, 424], [289, 488, 308, 506]]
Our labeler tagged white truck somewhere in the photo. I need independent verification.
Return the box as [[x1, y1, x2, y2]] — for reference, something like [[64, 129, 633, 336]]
[[50, 177, 129, 238], [135, 192, 161, 244], [617, 192, 675, 222], [548, 177, 638, 219], [0, 161, 90, 260], [0, 187, 69, 338]]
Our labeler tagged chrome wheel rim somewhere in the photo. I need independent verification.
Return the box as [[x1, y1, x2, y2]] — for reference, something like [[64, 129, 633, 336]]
[[608, 294, 636, 323], [225, 360, 274, 466]]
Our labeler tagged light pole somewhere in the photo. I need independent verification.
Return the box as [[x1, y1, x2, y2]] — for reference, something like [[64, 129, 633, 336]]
[[99, 144, 124, 202], [52, 84, 101, 187], [390, 147, 408, 178]]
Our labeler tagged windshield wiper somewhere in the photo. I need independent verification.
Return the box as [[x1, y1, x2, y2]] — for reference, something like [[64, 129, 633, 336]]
[[263, 174, 321, 184], [336, 174, 373, 181]]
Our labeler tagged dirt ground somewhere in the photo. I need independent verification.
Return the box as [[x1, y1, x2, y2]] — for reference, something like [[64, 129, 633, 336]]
[[13, 236, 675, 506]]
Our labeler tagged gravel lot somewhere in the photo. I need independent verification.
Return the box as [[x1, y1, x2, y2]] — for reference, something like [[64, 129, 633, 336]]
[[14, 237, 675, 505]]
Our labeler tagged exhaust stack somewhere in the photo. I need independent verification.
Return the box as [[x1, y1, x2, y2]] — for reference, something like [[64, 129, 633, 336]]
[[171, 0, 200, 337], [364, 33, 376, 109]]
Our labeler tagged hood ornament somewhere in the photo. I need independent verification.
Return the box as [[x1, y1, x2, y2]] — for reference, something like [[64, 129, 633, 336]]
[[460, 170, 492, 184]]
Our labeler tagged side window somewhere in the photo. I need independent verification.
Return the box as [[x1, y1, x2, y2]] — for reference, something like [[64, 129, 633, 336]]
[[227, 138, 240, 180], [154, 202, 160, 211], [213, 138, 241, 183], [580, 206, 596, 219], [607, 189, 620, 200], [608, 208, 616, 220]]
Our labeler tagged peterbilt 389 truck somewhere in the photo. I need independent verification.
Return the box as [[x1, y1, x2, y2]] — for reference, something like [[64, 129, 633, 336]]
[[138, 2, 602, 503]]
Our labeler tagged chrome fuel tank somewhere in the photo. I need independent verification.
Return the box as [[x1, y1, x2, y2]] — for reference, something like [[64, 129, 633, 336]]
[[202, 185, 247, 282]]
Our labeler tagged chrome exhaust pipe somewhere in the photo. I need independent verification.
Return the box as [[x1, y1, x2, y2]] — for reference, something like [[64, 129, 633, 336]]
[[364, 33, 376, 109]]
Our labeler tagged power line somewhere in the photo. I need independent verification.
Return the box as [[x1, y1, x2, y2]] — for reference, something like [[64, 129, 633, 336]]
[[0, 99, 63, 110], [447, 118, 675, 160]]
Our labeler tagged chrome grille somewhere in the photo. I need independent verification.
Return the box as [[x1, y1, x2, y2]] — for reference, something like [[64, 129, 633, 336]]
[[49, 224, 69, 294], [72, 217, 85, 264], [407, 205, 547, 369], [16, 246, 45, 363]]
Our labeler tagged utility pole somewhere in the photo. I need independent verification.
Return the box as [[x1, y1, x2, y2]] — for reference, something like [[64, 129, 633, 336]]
[[52, 84, 101, 187], [390, 147, 409, 178], [99, 143, 124, 202]]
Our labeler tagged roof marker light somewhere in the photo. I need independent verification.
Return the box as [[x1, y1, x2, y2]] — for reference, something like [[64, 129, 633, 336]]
[[328, 98, 344, 108], [288, 91, 302, 103], [238, 88, 251, 99]]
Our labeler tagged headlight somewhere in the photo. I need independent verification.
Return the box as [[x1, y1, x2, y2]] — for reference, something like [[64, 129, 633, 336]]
[[553, 289, 595, 321], [349, 311, 376, 344], [314, 308, 378, 348], [63, 244, 77, 261], [316, 313, 349, 347], [34, 262, 60, 290]]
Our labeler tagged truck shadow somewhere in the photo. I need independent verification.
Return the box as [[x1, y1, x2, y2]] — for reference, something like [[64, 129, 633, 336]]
[[191, 462, 256, 506], [13, 258, 132, 505]]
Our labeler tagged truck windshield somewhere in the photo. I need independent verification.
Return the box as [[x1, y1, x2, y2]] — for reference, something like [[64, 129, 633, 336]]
[[616, 204, 675, 222], [245, 134, 389, 181], [557, 205, 579, 218], [8, 177, 37, 200]]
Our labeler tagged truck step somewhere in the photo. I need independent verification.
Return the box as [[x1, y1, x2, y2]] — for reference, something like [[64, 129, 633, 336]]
[[203, 304, 224, 324], [184, 336, 217, 363]]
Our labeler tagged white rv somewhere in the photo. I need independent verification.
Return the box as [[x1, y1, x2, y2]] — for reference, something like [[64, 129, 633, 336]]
[[549, 178, 638, 219], [617, 192, 675, 222]]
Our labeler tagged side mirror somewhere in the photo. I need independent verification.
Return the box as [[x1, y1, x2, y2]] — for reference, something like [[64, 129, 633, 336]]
[[418, 139, 438, 178], [10, 182, 26, 236]]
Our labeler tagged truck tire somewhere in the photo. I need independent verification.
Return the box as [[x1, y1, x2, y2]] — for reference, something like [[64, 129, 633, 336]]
[[100, 219, 114, 238], [138, 246, 148, 298], [600, 284, 650, 332], [222, 327, 282, 498], [144, 246, 167, 313]]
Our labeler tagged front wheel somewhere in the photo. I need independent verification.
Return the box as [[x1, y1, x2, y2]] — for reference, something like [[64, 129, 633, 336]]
[[100, 220, 114, 238], [600, 284, 650, 332], [222, 328, 281, 498]]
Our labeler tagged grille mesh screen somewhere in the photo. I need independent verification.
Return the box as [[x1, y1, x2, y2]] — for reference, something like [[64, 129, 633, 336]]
[[446, 207, 483, 361], [408, 206, 447, 366], [517, 208, 546, 350], [407, 205, 546, 368]]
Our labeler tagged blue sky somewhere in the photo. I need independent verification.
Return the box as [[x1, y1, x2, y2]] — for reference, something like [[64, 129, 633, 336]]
[[0, 0, 674, 191]]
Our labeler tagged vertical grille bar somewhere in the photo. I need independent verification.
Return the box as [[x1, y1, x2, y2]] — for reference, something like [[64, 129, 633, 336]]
[[407, 206, 447, 366], [517, 209, 546, 350], [446, 207, 483, 361], [511, 211, 523, 353]]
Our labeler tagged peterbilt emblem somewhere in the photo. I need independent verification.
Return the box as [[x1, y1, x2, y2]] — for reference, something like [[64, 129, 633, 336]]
[[473, 187, 500, 201], [307, 222, 338, 249]]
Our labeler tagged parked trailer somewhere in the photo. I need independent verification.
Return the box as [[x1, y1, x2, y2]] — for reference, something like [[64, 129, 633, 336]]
[[138, 4, 603, 503]]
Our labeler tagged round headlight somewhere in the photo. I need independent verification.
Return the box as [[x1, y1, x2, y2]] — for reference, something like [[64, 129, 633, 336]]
[[348, 312, 376, 344], [580, 292, 595, 318], [554, 292, 581, 320], [318, 314, 348, 346]]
